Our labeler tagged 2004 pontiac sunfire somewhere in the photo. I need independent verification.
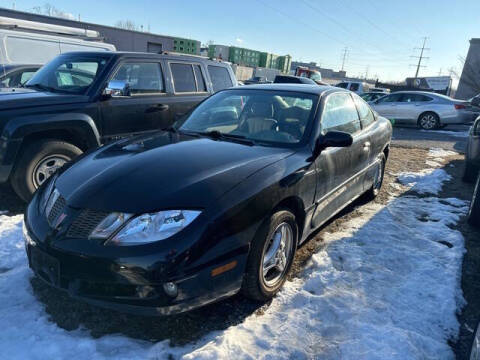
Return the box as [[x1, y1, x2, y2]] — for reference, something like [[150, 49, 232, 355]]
[[24, 84, 392, 315]]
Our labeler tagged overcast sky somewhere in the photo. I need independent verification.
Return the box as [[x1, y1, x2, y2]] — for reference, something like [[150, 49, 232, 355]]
[[1, 0, 478, 82]]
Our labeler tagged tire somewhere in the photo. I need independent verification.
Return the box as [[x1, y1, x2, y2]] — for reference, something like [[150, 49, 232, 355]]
[[468, 174, 480, 228], [418, 112, 440, 130], [464, 162, 478, 183], [10, 139, 82, 202], [242, 209, 298, 301], [470, 322, 480, 360], [364, 153, 386, 201]]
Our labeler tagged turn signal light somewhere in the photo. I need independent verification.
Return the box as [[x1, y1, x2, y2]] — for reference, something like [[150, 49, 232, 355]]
[[454, 104, 466, 110]]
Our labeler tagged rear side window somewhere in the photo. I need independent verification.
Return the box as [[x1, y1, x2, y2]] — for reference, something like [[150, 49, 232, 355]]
[[378, 93, 402, 103], [321, 93, 361, 135], [193, 64, 207, 92], [112, 62, 164, 94], [353, 93, 376, 128], [208, 65, 233, 92], [336, 82, 348, 89], [170, 63, 196, 93]]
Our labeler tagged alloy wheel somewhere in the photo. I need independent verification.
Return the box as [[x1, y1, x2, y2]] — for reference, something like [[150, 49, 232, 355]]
[[420, 114, 438, 130], [32, 155, 70, 188], [261, 222, 294, 287]]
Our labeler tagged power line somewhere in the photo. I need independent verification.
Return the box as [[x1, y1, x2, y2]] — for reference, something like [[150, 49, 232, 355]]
[[410, 37, 429, 78]]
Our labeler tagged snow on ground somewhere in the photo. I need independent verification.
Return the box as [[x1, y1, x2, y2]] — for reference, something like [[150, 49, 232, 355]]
[[0, 150, 468, 360]]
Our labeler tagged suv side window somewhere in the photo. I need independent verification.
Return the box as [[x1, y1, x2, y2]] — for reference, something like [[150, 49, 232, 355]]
[[170, 63, 196, 93], [349, 83, 359, 92], [321, 92, 361, 135], [208, 65, 233, 92], [193, 64, 207, 92], [353, 93, 376, 128], [112, 62, 164, 94]]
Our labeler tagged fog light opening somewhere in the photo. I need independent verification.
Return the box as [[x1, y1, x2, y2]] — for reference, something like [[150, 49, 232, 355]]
[[163, 282, 178, 298]]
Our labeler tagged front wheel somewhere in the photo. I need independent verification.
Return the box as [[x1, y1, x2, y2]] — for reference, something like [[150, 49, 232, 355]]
[[10, 139, 82, 202], [468, 174, 480, 228], [418, 112, 440, 130], [242, 210, 298, 301], [364, 154, 386, 201]]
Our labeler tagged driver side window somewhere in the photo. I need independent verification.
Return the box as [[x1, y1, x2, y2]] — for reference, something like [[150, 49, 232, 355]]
[[111, 62, 164, 94], [321, 93, 361, 135]]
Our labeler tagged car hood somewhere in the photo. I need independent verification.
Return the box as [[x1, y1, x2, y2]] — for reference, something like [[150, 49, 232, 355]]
[[0, 90, 87, 110], [56, 132, 294, 213]]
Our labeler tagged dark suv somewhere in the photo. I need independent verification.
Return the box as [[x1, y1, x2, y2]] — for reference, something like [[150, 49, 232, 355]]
[[0, 51, 237, 201]]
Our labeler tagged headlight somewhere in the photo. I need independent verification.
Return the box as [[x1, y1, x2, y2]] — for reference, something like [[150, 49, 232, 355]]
[[90, 210, 201, 246]]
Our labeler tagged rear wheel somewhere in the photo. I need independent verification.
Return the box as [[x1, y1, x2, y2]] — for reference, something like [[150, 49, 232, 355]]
[[10, 139, 82, 202], [242, 210, 298, 301], [468, 174, 480, 228], [418, 112, 440, 130]]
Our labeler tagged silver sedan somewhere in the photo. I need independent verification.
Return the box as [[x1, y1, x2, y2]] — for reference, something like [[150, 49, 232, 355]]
[[370, 91, 474, 130]]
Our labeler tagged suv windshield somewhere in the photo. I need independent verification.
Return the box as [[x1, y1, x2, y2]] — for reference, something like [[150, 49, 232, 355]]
[[26, 54, 110, 95], [178, 89, 318, 146]]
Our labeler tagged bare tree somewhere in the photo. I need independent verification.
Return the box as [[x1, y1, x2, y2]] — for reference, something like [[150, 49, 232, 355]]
[[32, 3, 75, 20], [456, 55, 480, 95], [114, 20, 140, 31]]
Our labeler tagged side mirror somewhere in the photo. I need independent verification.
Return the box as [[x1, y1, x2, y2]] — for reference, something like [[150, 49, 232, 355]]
[[313, 131, 353, 158], [103, 80, 131, 97]]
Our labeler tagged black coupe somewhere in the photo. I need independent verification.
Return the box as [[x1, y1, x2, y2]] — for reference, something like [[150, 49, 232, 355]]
[[24, 84, 392, 315]]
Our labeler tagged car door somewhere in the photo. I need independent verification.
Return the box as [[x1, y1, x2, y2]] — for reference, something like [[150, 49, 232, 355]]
[[312, 92, 368, 228], [395, 93, 421, 123], [167, 61, 210, 120], [100, 60, 174, 142], [371, 93, 403, 120]]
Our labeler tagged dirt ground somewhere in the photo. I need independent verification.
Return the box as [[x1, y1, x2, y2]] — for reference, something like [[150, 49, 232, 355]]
[[3, 145, 477, 356]]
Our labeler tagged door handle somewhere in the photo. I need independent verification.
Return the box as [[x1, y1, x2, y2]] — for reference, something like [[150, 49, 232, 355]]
[[363, 141, 371, 151], [146, 104, 169, 113]]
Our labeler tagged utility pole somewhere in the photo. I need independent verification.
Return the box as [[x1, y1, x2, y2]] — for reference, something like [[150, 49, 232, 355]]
[[410, 37, 429, 79], [437, 68, 442, 76], [364, 65, 370, 80], [340, 47, 348, 71]]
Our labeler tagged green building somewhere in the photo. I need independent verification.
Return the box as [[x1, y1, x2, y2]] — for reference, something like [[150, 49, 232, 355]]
[[228, 46, 261, 67], [173, 37, 199, 55], [208, 44, 291, 73]]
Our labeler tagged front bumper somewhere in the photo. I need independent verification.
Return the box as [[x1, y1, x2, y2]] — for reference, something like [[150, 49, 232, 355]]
[[24, 195, 250, 316]]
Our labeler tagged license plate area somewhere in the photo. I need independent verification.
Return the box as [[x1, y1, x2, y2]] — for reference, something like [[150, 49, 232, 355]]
[[31, 247, 60, 287]]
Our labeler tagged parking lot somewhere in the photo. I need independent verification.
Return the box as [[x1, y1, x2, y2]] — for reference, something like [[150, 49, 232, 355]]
[[0, 125, 477, 359]]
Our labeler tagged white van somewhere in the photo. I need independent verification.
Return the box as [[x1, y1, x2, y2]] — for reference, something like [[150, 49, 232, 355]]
[[335, 81, 371, 94], [0, 19, 115, 65]]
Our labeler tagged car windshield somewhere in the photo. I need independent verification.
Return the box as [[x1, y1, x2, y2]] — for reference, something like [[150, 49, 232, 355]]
[[26, 54, 110, 95], [178, 89, 318, 146]]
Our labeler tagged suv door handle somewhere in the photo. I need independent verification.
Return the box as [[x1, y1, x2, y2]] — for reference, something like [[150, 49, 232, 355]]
[[146, 104, 169, 113], [363, 141, 371, 151]]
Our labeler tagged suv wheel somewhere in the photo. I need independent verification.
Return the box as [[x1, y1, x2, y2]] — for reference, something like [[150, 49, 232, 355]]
[[242, 210, 298, 301], [418, 112, 440, 130], [11, 139, 82, 202]]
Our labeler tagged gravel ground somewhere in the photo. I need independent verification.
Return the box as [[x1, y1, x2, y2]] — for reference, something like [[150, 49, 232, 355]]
[[1, 145, 477, 357]]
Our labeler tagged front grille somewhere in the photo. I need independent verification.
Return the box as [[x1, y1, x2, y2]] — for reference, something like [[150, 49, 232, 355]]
[[66, 209, 109, 239], [47, 194, 66, 227]]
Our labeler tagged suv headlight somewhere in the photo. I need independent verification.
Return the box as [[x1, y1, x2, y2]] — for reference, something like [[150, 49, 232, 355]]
[[90, 210, 201, 246]]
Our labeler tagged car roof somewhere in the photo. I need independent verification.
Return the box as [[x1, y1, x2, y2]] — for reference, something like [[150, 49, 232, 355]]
[[231, 83, 334, 95], [60, 51, 229, 65]]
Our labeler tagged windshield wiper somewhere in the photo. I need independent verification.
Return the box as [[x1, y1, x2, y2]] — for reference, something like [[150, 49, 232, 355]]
[[194, 130, 255, 145], [161, 126, 178, 133]]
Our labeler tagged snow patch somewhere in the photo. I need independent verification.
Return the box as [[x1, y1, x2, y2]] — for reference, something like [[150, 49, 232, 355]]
[[398, 168, 452, 195], [428, 148, 458, 159]]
